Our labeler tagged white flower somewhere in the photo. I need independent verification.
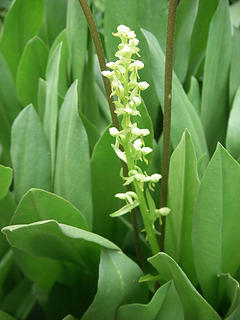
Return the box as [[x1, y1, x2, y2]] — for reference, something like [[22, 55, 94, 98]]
[[102, 71, 113, 78], [140, 129, 150, 136], [158, 207, 171, 216], [117, 25, 130, 34], [115, 191, 138, 204], [106, 62, 116, 69], [109, 127, 119, 137], [129, 38, 139, 47], [127, 31, 136, 39], [133, 138, 142, 150], [141, 147, 152, 155], [132, 96, 141, 106], [138, 81, 150, 90], [129, 60, 144, 71], [150, 173, 162, 183]]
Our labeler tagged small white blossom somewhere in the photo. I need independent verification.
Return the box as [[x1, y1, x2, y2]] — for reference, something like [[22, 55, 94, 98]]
[[132, 96, 141, 106], [141, 147, 152, 155], [150, 173, 162, 183], [133, 139, 142, 150], [102, 71, 113, 78], [106, 62, 116, 69], [138, 81, 150, 91], [109, 127, 119, 137], [115, 191, 138, 204], [129, 60, 144, 71]]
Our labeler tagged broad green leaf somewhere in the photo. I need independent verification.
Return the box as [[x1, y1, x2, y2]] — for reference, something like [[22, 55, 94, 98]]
[[43, 43, 62, 179], [0, 251, 14, 296], [229, 28, 240, 106], [117, 281, 184, 320], [200, 0, 232, 154], [16, 36, 48, 109], [192, 144, 240, 307], [165, 130, 199, 285], [139, 0, 168, 52], [230, 0, 240, 28], [143, 29, 208, 159], [11, 105, 51, 202], [49, 29, 69, 99], [226, 305, 240, 320], [2, 220, 119, 270], [217, 274, 240, 317], [82, 249, 146, 320], [0, 193, 16, 258], [0, 53, 20, 163], [81, 40, 101, 128], [1, 279, 35, 319], [174, 0, 198, 83], [11, 188, 88, 230], [95, 82, 111, 125], [91, 126, 125, 241], [187, 76, 201, 114], [0, 0, 44, 77], [226, 87, 240, 159], [186, 0, 219, 82], [104, 0, 159, 126], [41, 0, 67, 46], [0, 165, 12, 201], [54, 81, 92, 229], [67, 0, 88, 92], [148, 252, 221, 320], [37, 78, 46, 121], [0, 311, 16, 320], [79, 111, 100, 155]]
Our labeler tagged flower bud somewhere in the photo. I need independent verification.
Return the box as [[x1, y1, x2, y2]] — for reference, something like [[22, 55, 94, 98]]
[[138, 81, 150, 90]]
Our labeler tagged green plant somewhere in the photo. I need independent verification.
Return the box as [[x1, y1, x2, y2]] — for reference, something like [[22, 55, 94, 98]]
[[0, 0, 240, 319]]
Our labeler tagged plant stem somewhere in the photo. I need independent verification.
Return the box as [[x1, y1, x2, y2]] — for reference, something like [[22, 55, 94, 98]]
[[159, 0, 178, 251], [78, 0, 143, 267]]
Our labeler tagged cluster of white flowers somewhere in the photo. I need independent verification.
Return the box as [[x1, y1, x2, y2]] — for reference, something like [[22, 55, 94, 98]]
[[102, 25, 163, 217]]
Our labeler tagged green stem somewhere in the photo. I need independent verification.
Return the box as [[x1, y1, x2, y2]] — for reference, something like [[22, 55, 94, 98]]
[[159, 0, 178, 251], [78, 0, 143, 267], [124, 144, 159, 255]]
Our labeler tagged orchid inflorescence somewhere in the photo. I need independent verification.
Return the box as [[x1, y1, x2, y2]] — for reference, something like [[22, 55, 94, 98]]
[[102, 25, 168, 242]]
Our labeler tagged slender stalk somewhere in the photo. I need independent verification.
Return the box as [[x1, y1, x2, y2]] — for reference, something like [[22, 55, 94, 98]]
[[159, 0, 178, 251], [78, 0, 142, 267]]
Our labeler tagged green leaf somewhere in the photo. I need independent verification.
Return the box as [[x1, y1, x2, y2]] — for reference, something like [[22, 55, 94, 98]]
[[66, 0, 88, 92], [0, 311, 16, 320], [192, 144, 240, 307], [139, 0, 168, 53], [117, 281, 184, 320], [110, 201, 139, 218], [217, 273, 240, 317], [143, 29, 208, 159], [148, 252, 221, 320], [165, 130, 199, 285], [2, 220, 119, 269], [41, 0, 67, 46], [0, 165, 12, 201], [225, 305, 240, 320], [82, 248, 146, 320], [49, 29, 69, 99], [174, 0, 198, 83], [1, 279, 35, 319], [11, 188, 88, 230], [187, 76, 201, 114], [0, 250, 14, 295], [91, 126, 125, 241], [81, 39, 101, 128], [186, 0, 219, 82], [0, 53, 21, 162], [16, 36, 48, 108], [62, 316, 78, 320], [37, 78, 46, 121], [200, 0, 232, 154], [226, 86, 240, 159], [230, 0, 240, 28], [43, 43, 62, 179], [11, 105, 51, 202], [229, 28, 240, 106], [54, 81, 92, 229], [0, 0, 44, 78], [79, 111, 100, 155], [0, 193, 16, 258]]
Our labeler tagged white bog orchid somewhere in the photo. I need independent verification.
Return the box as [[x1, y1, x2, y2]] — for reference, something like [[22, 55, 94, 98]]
[[102, 25, 168, 236]]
